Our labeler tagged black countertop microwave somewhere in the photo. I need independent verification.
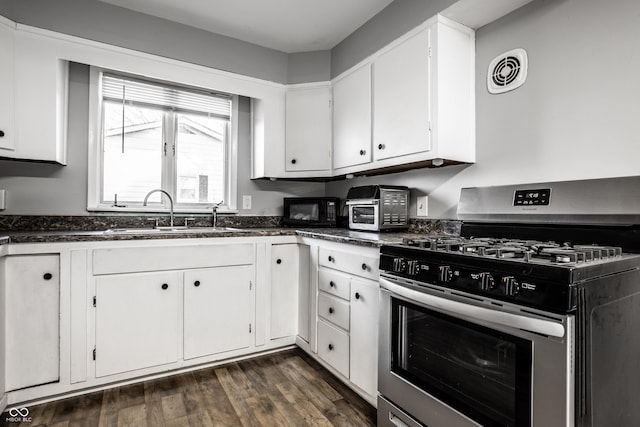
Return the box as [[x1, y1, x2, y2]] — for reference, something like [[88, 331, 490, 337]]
[[283, 197, 339, 227]]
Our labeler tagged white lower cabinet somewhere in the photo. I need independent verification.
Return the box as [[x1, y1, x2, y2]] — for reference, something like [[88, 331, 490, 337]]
[[310, 240, 380, 404], [94, 271, 179, 377], [184, 266, 253, 359], [4, 255, 60, 391], [349, 278, 380, 398]]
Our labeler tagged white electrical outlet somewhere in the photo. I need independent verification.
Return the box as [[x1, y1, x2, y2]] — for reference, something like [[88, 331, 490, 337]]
[[416, 196, 428, 217], [242, 195, 252, 210]]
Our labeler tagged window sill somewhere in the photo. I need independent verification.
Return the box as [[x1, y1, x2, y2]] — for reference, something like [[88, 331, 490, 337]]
[[87, 206, 239, 215]]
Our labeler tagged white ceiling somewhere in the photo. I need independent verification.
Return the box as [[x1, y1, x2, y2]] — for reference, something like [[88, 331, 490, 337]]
[[99, 0, 395, 53]]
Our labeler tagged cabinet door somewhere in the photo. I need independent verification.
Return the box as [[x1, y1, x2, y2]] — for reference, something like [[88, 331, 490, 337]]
[[349, 278, 380, 398], [373, 27, 431, 161], [285, 86, 331, 172], [0, 19, 15, 153], [184, 266, 253, 359], [270, 244, 299, 340], [333, 64, 372, 170], [5, 255, 60, 391], [95, 271, 179, 377]]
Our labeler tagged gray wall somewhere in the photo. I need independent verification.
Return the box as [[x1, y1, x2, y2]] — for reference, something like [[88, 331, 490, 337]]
[[328, 0, 640, 218]]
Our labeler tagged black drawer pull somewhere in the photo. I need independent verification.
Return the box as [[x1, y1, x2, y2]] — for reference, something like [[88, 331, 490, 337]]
[[194, 280, 200, 287], [328, 344, 334, 351], [329, 307, 334, 314], [0, 130, 5, 137], [359, 149, 366, 155], [361, 263, 367, 270], [328, 255, 333, 262], [378, 143, 385, 150], [355, 292, 361, 300], [291, 159, 297, 164], [161, 283, 169, 290], [276, 259, 282, 264], [329, 281, 335, 288], [43, 273, 53, 280]]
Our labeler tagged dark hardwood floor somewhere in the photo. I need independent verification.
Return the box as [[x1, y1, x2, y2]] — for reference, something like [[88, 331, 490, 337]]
[[2, 349, 377, 427]]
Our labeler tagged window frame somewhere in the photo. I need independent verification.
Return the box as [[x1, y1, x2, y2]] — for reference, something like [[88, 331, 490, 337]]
[[87, 66, 239, 213]]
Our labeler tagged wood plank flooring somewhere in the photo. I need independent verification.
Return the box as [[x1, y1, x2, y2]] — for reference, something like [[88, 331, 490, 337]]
[[2, 349, 377, 427]]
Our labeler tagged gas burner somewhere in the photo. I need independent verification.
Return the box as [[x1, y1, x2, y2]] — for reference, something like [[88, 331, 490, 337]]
[[401, 236, 623, 265]]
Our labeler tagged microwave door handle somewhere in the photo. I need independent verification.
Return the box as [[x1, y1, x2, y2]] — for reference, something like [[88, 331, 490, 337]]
[[380, 277, 565, 338]]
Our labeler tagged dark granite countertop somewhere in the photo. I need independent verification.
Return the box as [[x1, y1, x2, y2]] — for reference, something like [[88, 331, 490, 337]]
[[0, 227, 432, 247]]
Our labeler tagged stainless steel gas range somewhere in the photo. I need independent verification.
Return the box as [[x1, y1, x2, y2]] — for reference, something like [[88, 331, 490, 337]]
[[377, 177, 640, 427]]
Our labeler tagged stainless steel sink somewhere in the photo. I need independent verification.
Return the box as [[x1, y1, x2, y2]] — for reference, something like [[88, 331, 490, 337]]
[[103, 227, 243, 234]]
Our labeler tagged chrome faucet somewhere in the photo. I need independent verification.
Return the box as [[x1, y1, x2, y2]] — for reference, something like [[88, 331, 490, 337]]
[[212, 200, 224, 228], [143, 189, 174, 227]]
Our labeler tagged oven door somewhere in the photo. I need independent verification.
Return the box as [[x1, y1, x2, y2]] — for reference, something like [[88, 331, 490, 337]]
[[378, 276, 574, 427], [348, 200, 379, 231]]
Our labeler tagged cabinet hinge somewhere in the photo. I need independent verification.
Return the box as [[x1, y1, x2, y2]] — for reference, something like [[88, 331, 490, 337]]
[[249, 323, 252, 333], [93, 347, 96, 361], [249, 281, 252, 291], [428, 46, 432, 58], [93, 296, 96, 307]]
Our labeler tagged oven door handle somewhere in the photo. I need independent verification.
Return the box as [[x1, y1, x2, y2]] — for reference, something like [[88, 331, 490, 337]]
[[380, 278, 566, 338]]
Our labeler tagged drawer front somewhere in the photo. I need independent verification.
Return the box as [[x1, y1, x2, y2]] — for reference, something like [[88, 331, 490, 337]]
[[319, 247, 379, 280], [317, 320, 349, 378], [93, 243, 254, 275], [318, 268, 351, 300], [318, 292, 350, 331]]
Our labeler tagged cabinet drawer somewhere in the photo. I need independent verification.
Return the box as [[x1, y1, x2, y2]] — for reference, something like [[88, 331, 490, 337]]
[[318, 268, 351, 300], [93, 243, 253, 275], [319, 247, 379, 280], [318, 292, 350, 331], [317, 320, 349, 378]]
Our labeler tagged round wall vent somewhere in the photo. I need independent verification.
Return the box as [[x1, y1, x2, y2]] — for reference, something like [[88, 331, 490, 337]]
[[487, 48, 528, 94]]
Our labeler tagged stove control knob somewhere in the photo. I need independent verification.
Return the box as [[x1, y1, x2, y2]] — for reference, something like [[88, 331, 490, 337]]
[[392, 257, 406, 273], [479, 272, 495, 290], [503, 276, 520, 296], [407, 260, 420, 276], [438, 265, 453, 283]]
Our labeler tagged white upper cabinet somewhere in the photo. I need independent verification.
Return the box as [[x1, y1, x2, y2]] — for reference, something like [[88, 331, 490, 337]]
[[373, 27, 432, 162], [285, 85, 332, 173], [369, 15, 475, 171], [0, 19, 68, 164], [0, 17, 15, 155], [332, 63, 372, 171]]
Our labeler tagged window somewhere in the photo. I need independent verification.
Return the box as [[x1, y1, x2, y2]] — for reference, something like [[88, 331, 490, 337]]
[[88, 69, 238, 212]]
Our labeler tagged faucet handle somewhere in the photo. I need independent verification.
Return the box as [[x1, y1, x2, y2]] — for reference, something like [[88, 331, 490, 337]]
[[147, 217, 160, 228]]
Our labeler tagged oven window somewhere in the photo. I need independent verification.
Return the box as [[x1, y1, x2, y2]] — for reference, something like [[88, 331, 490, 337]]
[[289, 203, 319, 221], [391, 298, 532, 426], [352, 206, 375, 224]]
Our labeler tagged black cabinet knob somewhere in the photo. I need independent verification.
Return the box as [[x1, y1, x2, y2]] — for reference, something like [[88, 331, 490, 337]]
[[329, 307, 334, 314], [329, 281, 335, 288], [161, 283, 169, 290], [328, 255, 333, 262], [276, 259, 282, 264], [378, 143, 385, 150], [361, 263, 367, 270], [359, 149, 366, 155], [355, 292, 361, 300], [194, 280, 200, 287], [291, 159, 297, 164], [43, 273, 53, 280], [328, 344, 334, 351], [0, 130, 4, 137]]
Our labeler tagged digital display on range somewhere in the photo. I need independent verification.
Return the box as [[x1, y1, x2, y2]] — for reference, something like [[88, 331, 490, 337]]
[[513, 188, 551, 206]]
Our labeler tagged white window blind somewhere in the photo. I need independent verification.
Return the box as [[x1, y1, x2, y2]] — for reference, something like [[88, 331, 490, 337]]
[[102, 73, 231, 119]]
